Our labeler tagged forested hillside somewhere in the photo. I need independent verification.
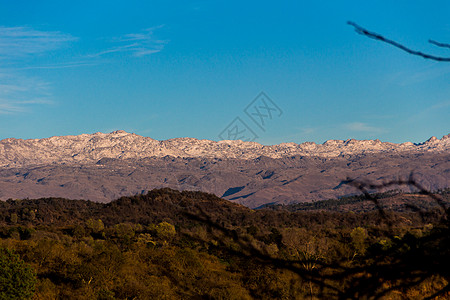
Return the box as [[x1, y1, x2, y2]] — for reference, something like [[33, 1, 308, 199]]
[[0, 188, 449, 299]]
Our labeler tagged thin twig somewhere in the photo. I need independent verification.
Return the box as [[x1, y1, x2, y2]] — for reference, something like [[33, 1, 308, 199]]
[[429, 39, 450, 49], [347, 21, 450, 62]]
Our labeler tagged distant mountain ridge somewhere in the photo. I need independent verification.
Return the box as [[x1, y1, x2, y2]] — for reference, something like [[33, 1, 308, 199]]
[[1, 130, 449, 168], [0, 131, 449, 207]]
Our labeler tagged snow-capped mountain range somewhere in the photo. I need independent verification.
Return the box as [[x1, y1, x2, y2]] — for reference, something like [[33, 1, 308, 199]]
[[1, 130, 449, 168], [0, 131, 448, 207]]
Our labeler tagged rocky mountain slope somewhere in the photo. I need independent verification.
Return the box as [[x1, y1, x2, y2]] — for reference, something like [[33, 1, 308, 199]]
[[1, 130, 449, 168], [0, 131, 449, 207]]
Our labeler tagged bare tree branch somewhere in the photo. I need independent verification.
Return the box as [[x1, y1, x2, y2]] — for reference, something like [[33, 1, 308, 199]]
[[429, 39, 450, 49], [347, 21, 450, 62]]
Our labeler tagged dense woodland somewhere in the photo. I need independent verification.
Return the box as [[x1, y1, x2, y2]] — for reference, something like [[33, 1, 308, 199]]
[[0, 188, 449, 299]]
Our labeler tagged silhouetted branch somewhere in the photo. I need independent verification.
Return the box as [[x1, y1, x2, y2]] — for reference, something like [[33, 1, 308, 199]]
[[176, 173, 449, 298], [345, 173, 448, 213], [182, 209, 343, 297], [347, 21, 450, 62], [429, 39, 450, 49]]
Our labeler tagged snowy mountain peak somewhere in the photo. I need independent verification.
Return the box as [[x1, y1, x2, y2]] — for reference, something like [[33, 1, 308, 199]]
[[0, 131, 449, 167]]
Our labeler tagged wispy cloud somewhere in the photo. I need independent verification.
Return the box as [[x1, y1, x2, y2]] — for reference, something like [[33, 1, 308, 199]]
[[429, 100, 450, 110], [299, 127, 317, 135], [404, 99, 450, 124], [0, 26, 78, 114], [0, 73, 53, 114], [90, 26, 168, 57], [0, 26, 77, 59], [0, 25, 166, 115], [0, 102, 23, 114], [17, 61, 98, 70], [385, 64, 450, 87], [343, 122, 384, 133]]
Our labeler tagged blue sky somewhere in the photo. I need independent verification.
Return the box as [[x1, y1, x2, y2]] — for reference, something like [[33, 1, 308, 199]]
[[0, 0, 449, 144]]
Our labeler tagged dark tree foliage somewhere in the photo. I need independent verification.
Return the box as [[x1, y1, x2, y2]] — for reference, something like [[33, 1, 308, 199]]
[[0, 248, 36, 299], [0, 183, 448, 299]]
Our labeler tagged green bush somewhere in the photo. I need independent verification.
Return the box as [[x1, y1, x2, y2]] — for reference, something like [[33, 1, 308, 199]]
[[156, 222, 176, 241], [0, 248, 36, 300]]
